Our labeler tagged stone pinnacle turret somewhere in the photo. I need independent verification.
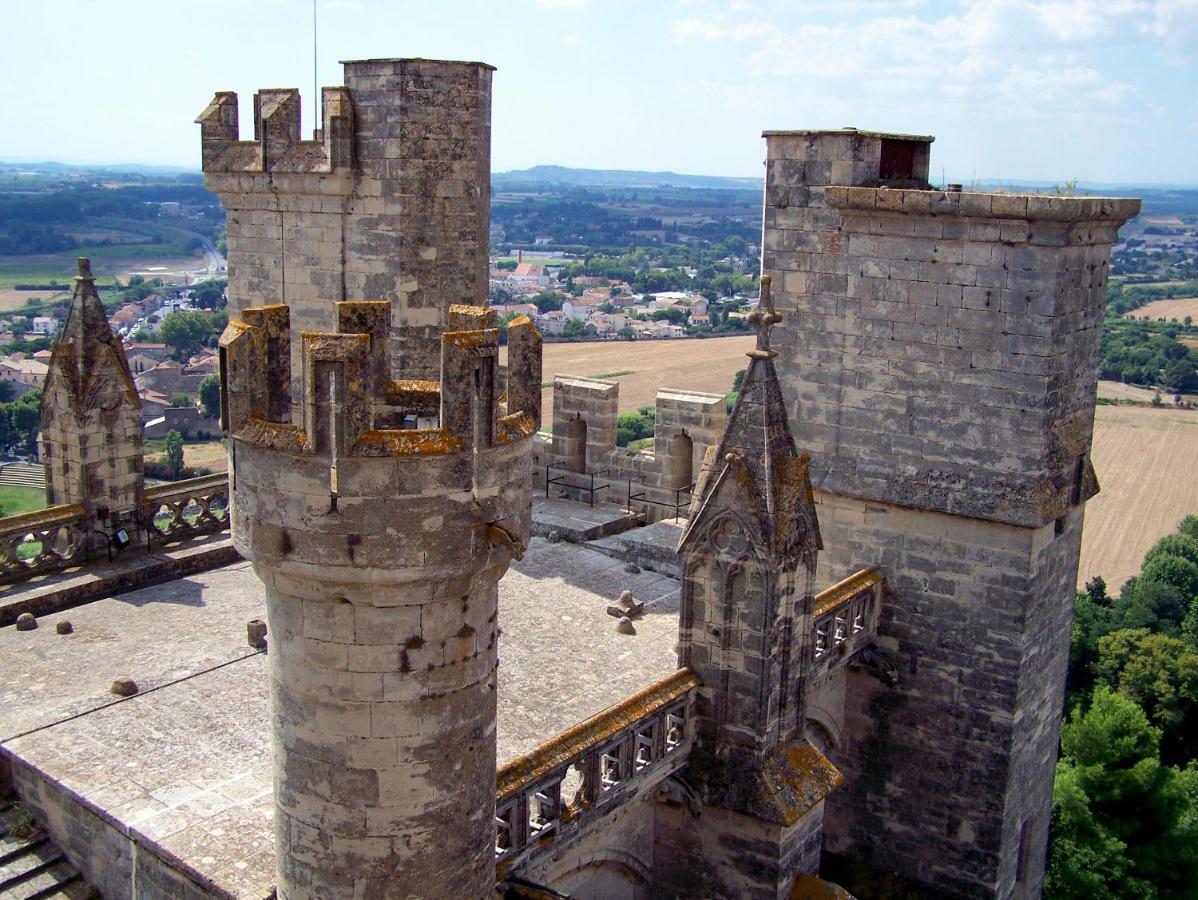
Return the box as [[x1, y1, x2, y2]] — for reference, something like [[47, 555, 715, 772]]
[[40, 257, 143, 515]]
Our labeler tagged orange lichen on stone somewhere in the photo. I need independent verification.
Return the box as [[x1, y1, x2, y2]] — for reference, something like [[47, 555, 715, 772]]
[[301, 331, 371, 358], [384, 379, 441, 412], [813, 568, 881, 618], [351, 428, 462, 457], [448, 304, 496, 331], [236, 419, 311, 454], [496, 668, 700, 802], [494, 412, 537, 444], [759, 743, 845, 826], [443, 328, 498, 350], [789, 874, 856, 900]]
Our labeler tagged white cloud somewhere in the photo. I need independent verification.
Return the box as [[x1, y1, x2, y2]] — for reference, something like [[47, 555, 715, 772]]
[[670, 0, 1179, 124]]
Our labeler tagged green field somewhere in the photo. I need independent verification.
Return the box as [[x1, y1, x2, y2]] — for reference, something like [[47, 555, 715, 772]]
[[0, 485, 46, 517], [0, 264, 116, 290]]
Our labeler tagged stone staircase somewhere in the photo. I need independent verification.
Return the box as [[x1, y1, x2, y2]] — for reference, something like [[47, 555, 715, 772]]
[[0, 463, 45, 490], [0, 799, 96, 899]]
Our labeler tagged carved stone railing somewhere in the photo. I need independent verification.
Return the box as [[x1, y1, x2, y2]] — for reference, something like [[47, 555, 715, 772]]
[[495, 668, 700, 875], [0, 503, 89, 584], [810, 568, 883, 676], [143, 473, 231, 543]]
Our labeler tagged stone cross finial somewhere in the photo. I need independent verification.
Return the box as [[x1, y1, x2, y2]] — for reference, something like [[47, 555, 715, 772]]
[[747, 274, 782, 359]]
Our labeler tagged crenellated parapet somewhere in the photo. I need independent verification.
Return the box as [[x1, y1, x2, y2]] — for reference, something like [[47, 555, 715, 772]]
[[219, 299, 541, 462], [196, 86, 354, 174], [198, 59, 495, 383]]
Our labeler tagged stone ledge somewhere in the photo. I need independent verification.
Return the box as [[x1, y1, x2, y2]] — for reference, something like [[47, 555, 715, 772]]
[[0, 538, 240, 628], [825, 186, 1140, 223]]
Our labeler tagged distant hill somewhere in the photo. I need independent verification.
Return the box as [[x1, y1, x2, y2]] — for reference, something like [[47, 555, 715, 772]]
[[493, 165, 760, 191]]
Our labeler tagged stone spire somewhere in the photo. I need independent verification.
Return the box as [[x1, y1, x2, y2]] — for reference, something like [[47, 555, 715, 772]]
[[667, 276, 837, 895], [680, 275, 821, 569], [41, 258, 143, 513]]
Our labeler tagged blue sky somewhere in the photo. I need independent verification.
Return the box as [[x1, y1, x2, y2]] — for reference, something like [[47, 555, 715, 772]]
[[0, 0, 1194, 184]]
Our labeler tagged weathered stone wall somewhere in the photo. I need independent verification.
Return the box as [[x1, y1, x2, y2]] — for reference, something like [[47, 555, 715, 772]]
[[220, 296, 539, 899], [761, 128, 1138, 898], [534, 377, 726, 521], [200, 58, 493, 390], [811, 492, 1079, 898]]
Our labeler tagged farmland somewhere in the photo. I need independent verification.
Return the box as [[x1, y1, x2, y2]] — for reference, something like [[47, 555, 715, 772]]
[[1124, 296, 1198, 323], [521, 337, 1195, 590]]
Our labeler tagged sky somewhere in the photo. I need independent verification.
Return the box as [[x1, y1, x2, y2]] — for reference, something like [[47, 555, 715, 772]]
[[0, 0, 1195, 184]]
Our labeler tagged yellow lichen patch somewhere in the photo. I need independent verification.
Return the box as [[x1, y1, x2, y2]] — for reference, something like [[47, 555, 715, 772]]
[[384, 379, 441, 412], [352, 428, 462, 457], [235, 419, 311, 454], [443, 328, 499, 350], [448, 304, 496, 331], [494, 412, 537, 444], [497, 668, 701, 802], [789, 874, 856, 900], [301, 331, 371, 359], [759, 742, 845, 826], [813, 568, 881, 619]]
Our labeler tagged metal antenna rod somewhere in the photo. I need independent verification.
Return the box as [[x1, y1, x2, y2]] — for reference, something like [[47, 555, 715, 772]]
[[312, 0, 318, 136]]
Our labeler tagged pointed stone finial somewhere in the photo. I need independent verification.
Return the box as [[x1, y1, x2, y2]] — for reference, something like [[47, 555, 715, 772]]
[[76, 257, 94, 282], [747, 275, 782, 359]]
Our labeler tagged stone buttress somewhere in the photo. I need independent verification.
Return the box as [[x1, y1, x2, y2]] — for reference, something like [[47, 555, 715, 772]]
[[762, 128, 1140, 898], [219, 300, 542, 899], [656, 278, 842, 898], [198, 58, 493, 388], [40, 257, 143, 520]]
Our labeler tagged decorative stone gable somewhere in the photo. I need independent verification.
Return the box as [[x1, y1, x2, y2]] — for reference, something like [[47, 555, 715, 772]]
[[41, 258, 143, 515]]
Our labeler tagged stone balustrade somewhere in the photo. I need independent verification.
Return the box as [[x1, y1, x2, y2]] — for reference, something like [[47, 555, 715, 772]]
[[495, 668, 700, 875], [143, 473, 231, 544], [810, 568, 882, 676], [0, 503, 89, 584]]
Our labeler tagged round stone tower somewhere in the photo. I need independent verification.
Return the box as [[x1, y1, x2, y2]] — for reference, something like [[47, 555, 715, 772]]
[[220, 300, 542, 898]]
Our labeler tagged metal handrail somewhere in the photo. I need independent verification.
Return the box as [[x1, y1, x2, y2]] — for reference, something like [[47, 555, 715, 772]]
[[626, 479, 693, 520], [545, 463, 611, 507]]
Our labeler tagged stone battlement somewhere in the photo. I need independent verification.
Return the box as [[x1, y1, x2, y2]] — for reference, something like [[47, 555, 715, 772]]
[[196, 86, 355, 174], [219, 300, 542, 460]]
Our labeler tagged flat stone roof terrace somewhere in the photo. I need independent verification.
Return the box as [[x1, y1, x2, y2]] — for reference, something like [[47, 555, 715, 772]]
[[0, 538, 681, 898]]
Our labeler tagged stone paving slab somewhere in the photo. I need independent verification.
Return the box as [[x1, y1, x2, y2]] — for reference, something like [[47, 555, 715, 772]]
[[0, 536, 683, 897], [0, 559, 264, 743], [588, 517, 688, 577], [530, 496, 641, 542]]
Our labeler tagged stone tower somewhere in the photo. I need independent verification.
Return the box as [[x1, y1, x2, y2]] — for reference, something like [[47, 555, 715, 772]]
[[197, 57, 493, 386], [41, 257, 143, 516], [658, 279, 842, 897], [761, 128, 1140, 897], [220, 300, 542, 898]]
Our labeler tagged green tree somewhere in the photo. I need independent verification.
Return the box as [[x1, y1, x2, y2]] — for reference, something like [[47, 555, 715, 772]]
[[562, 318, 587, 339], [164, 429, 185, 480], [169, 393, 192, 408], [1139, 554, 1198, 601], [160, 310, 217, 359], [1046, 687, 1198, 898], [1145, 534, 1198, 568], [1096, 629, 1198, 765], [198, 374, 221, 419]]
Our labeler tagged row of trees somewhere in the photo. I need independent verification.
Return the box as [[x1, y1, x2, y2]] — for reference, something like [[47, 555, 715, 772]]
[[1047, 516, 1198, 896], [1099, 320, 1198, 392]]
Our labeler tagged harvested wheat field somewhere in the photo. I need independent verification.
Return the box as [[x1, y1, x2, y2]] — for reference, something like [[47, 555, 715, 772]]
[[1125, 297, 1198, 322], [501, 335, 754, 421], [1080, 403, 1198, 590]]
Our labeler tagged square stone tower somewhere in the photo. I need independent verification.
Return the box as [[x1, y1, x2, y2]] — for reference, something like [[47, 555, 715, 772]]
[[761, 128, 1139, 898], [197, 58, 493, 386]]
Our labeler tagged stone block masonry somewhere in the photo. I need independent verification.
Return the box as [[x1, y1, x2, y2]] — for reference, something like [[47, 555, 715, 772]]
[[762, 127, 1138, 899], [199, 58, 493, 393], [218, 295, 541, 899]]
